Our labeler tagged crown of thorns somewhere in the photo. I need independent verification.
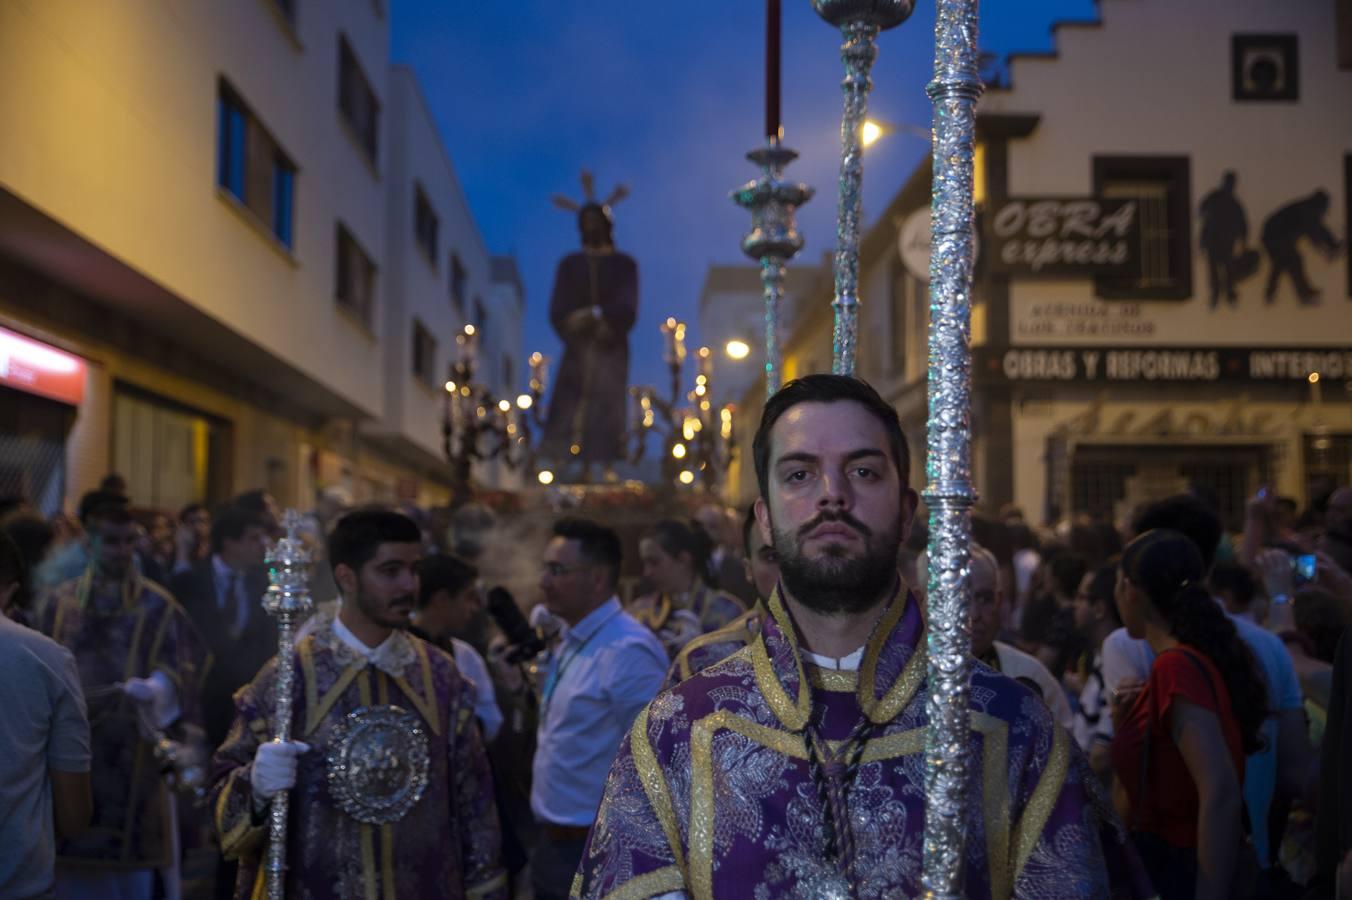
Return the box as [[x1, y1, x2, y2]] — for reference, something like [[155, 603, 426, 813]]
[[551, 170, 629, 216]]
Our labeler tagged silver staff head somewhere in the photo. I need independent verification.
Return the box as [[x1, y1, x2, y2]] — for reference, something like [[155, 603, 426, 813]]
[[263, 509, 314, 622]]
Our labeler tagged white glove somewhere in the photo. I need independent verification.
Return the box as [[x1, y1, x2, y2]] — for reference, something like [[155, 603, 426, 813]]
[[250, 740, 310, 805], [122, 672, 180, 729]]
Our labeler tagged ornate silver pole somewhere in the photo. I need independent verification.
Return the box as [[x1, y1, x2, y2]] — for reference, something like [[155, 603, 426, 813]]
[[813, 0, 914, 376], [262, 510, 314, 900], [732, 139, 813, 395], [920, 0, 982, 896]]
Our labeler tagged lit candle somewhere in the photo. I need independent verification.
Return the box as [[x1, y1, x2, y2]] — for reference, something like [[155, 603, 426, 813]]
[[766, 0, 781, 140], [529, 352, 549, 395], [661, 318, 678, 365]]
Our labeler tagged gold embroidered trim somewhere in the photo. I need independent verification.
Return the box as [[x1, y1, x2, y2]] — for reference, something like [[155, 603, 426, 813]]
[[861, 587, 928, 725], [807, 666, 859, 692], [751, 589, 810, 731], [302, 640, 363, 738], [468, 872, 509, 899], [380, 822, 396, 900], [976, 712, 1012, 900], [629, 707, 686, 872], [1010, 720, 1069, 885], [689, 718, 716, 900], [633, 593, 672, 631], [601, 865, 686, 900], [392, 641, 442, 736], [121, 606, 149, 682], [360, 822, 378, 900], [216, 769, 253, 855], [857, 727, 925, 762], [673, 609, 759, 681]]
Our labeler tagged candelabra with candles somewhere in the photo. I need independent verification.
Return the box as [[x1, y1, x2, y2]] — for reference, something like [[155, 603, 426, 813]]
[[626, 319, 737, 491], [441, 325, 549, 492]]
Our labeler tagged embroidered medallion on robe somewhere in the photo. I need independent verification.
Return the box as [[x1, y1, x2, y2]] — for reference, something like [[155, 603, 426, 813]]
[[210, 623, 506, 900]]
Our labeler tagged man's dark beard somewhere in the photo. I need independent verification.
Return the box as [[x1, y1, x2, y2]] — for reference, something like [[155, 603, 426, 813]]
[[357, 588, 416, 630], [771, 510, 901, 615]]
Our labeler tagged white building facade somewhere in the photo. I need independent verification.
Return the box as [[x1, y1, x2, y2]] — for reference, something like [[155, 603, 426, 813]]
[[0, 1, 522, 513]]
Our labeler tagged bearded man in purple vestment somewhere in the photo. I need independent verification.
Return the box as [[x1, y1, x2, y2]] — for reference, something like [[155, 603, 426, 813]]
[[210, 510, 505, 900], [540, 184, 638, 478], [574, 374, 1151, 899]]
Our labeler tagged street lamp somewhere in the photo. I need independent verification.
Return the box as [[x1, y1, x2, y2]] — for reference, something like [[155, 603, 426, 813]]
[[724, 339, 751, 360], [861, 118, 930, 148]]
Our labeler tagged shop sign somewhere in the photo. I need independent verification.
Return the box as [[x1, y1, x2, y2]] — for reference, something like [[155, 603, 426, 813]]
[[979, 346, 1352, 383], [985, 197, 1139, 275], [0, 325, 86, 405]]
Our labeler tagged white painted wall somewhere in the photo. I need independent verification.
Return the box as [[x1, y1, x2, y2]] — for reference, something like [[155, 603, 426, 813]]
[[0, 0, 391, 415], [983, 0, 1352, 347]]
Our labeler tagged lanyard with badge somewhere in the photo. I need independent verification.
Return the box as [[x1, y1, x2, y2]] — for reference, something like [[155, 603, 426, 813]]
[[540, 605, 619, 714]]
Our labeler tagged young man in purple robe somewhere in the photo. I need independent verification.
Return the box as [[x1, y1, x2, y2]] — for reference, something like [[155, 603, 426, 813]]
[[38, 501, 205, 900], [574, 374, 1143, 899], [210, 509, 505, 900]]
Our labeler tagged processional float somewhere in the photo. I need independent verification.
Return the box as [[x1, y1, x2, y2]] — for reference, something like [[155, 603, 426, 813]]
[[735, 1, 983, 895]]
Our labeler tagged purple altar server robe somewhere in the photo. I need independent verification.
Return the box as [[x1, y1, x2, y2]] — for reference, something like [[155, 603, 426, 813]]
[[210, 621, 506, 900], [575, 584, 1148, 899], [40, 572, 207, 871]]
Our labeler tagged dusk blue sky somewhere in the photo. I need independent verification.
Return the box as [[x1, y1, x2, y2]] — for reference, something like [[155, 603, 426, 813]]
[[390, 1, 1098, 392]]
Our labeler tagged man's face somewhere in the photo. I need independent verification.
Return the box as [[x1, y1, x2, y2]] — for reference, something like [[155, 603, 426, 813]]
[[1071, 572, 1095, 632], [755, 400, 917, 615], [342, 542, 422, 631], [694, 506, 727, 547], [414, 584, 481, 642], [149, 515, 173, 555], [969, 556, 1002, 658], [579, 208, 610, 249], [743, 524, 780, 601], [185, 509, 211, 546], [639, 537, 690, 596], [539, 536, 606, 624], [225, 524, 269, 569], [90, 520, 138, 580]]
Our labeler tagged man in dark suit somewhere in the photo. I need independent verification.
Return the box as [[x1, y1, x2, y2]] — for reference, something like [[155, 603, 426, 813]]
[[169, 505, 273, 754]]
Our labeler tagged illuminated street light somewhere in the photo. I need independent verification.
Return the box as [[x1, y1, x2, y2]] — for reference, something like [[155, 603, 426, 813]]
[[679, 470, 695, 485], [725, 339, 751, 360], [537, 470, 555, 485], [516, 394, 533, 410], [862, 118, 929, 149], [672, 443, 687, 459], [498, 399, 511, 412], [444, 381, 457, 393], [862, 119, 884, 147], [1309, 372, 1321, 384]]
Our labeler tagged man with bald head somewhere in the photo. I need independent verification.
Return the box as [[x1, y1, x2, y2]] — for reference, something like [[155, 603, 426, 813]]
[[970, 544, 1074, 731], [693, 503, 756, 604]]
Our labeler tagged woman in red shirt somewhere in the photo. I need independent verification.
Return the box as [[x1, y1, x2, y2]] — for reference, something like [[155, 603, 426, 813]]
[[1110, 528, 1269, 900]]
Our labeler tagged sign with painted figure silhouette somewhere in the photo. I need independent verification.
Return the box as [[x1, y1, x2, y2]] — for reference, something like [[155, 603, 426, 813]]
[[1197, 171, 1346, 310]]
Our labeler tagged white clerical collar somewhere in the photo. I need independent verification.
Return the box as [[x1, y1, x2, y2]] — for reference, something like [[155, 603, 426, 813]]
[[803, 646, 866, 671], [331, 612, 408, 676]]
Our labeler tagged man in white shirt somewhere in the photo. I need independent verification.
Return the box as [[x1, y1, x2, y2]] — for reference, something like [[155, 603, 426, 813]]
[[969, 544, 1074, 731], [412, 553, 503, 741], [530, 518, 666, 900]]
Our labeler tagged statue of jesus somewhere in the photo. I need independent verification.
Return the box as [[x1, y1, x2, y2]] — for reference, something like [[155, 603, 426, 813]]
[[541, 175, 638, 479]]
